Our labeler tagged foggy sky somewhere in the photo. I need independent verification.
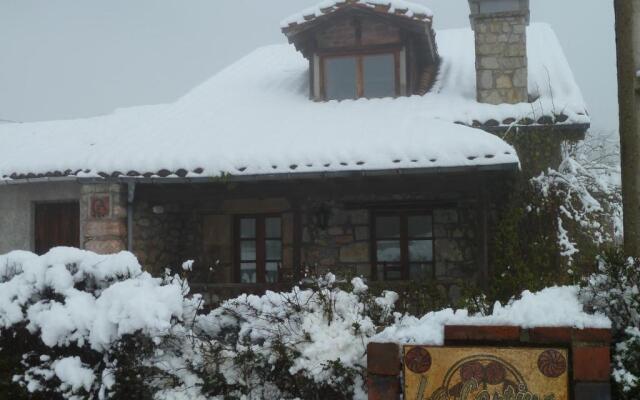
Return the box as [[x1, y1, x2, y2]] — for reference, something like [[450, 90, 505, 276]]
[[0, 0, 618, 134]]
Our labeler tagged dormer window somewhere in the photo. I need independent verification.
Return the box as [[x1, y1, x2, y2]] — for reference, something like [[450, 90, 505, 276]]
[[322, 51, 400, 100], [282, 1, 439, 102]]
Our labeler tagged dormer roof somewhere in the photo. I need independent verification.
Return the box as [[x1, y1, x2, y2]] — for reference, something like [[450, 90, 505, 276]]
[[281, 0, 433, 32], [281, 0, 437, 61]]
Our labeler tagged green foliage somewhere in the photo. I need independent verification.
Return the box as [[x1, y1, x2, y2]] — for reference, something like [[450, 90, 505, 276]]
[[581, 249, 640, 399], [0, 326, 48, 400], [368, 280, 453, 316], [109, 334, 177, 400], [483, 177, 574, 305]]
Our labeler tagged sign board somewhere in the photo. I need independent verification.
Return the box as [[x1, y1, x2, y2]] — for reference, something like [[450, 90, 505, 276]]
[[403, 346, 569, 400]]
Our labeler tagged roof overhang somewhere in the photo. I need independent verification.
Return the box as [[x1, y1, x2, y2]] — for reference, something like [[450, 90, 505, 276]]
[[0, 163, 519, 186]]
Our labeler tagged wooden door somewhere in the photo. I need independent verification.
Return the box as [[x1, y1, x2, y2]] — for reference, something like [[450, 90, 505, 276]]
[[34, 202, 80, 255]]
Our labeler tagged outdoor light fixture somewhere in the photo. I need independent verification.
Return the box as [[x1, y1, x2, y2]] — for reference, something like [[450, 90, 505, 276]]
[[311, 203, 332, 230]]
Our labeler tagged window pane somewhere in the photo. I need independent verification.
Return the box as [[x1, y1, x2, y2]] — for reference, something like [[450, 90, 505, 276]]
[[409, 240, 433, 262], [240, 218, 256, 239], [266, 240, 282, 260], [377, 240, 401, 262], [266, 217, 281, 238], [240, 240, 256, 261], [363, 54, 395, 99], [325, 57, 357, 101], [408, 216, 433, 238], [240, 262, 256, 283], [376, 216, 401, 238], [410, 263, 433, 280], [266, 262, 279, 283]]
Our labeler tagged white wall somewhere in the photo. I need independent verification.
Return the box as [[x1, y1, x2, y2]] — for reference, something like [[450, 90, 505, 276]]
[[0, 182, 81, 254]]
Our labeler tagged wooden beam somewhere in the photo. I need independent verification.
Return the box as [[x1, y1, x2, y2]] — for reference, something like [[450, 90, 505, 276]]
[[477, 175, 489, 290], [292, 197, 303, 281]]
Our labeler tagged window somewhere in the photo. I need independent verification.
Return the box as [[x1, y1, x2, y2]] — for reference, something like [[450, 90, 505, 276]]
[[236, 215, 282, 284], [373, 212, 434, 281], [322, 52, 399, 100]]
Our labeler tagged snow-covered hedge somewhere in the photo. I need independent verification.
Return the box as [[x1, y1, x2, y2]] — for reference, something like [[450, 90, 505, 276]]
[[0, 249, 610, 400], [0, 248, 201, 399]]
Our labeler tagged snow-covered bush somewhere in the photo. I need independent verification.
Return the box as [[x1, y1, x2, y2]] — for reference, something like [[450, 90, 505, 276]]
[[483, 135, 621, 307], [0, 248, 201, 399], [1, 249, 611, 399], [581, 250, 640, 399], [533, 138, 622, 267], [185, 274, 397, 400]]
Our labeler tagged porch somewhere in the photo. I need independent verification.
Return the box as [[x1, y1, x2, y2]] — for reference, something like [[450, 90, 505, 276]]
[[79, 168, 514, 305]]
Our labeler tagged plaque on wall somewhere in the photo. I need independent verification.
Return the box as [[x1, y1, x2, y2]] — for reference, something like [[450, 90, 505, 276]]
[[90, 195, 110, 219], [403, 346, 569, 400]]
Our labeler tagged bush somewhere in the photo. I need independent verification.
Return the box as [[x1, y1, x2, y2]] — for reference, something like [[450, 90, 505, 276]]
[[185, 274, 397, 399], [581, 250, 640, 399], [0, 249, 612, 400], [477, 143, 622, 308], [0, 249, 199, 399]]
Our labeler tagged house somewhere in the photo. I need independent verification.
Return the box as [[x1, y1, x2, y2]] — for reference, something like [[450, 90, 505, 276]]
[[0, 0, 589, 302]]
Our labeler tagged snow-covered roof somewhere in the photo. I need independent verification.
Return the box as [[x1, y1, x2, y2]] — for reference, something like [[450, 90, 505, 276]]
[[0, 23, 586, 182], [434, 23, 589, 128], [280, 0, 433, 29]]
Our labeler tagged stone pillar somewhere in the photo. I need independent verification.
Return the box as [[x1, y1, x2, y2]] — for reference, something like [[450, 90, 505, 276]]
[[80, 183, 128, 254], [367, 342, 401, 400], [468, 0, 530, 105]]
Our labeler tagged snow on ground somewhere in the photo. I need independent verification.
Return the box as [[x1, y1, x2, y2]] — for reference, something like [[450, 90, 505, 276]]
[[0, 24, 585, 181], [281, 0, 433, 28]]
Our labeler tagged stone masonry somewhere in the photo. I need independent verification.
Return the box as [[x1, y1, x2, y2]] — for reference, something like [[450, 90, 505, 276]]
[[469, 0, 530, 104], [132, 200, 202, 276], [300, 201, 479, 300], [80, 183, 128, 254]]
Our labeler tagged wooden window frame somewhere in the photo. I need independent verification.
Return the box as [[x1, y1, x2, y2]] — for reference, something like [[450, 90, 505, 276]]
[[234, 214, 283, 284], [319, 47, 402, 101], [371, 210, 435, 281]]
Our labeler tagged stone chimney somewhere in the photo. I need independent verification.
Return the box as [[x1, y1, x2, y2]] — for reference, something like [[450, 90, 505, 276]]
[[468, 0, 530, 104]]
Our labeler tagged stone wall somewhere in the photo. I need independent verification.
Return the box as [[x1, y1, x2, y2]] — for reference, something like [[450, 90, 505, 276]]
[[471, 12, 529, 105], [301, 203, 371, 278], [132, 196, 296, 282], [300, 201, 480, 300], [132, 200, 202, 276], [80, 183, 128, 254], [130, 195, 483, 301], [127, 175, 510, 304]]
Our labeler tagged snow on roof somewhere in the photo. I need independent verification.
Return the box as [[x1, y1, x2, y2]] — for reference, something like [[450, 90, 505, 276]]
[[280, 0, 433, 29], [434, 23, 589, 128], [0, 23, 585, 182]]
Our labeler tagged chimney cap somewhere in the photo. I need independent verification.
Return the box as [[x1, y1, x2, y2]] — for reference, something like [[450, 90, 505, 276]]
[[468, 0, 529, 21]]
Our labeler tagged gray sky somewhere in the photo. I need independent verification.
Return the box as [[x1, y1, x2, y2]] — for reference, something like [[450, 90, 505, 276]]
[[0, 0, 618, 134]]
